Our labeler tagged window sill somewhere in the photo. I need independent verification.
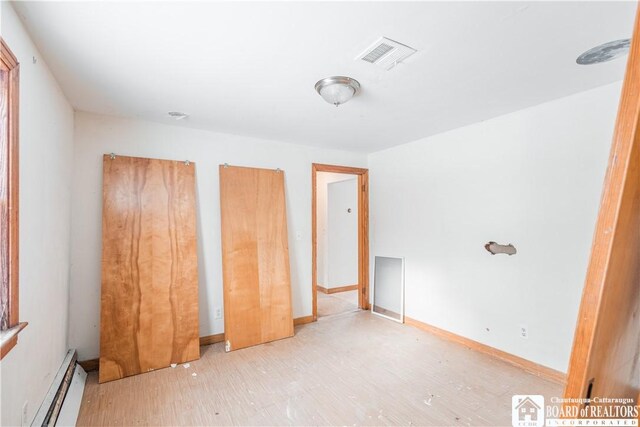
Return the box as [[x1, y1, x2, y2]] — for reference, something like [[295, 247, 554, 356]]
[[0, 322, 28, 360]]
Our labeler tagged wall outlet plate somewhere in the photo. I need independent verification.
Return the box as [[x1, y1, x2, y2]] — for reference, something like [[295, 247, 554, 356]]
[[519, 324, 529, 339], [21, 401, 28, 426], [214, 307, 222, 319]]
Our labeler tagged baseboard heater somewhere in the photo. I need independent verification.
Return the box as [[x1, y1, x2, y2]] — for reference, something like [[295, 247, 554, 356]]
[[31, 349, 87, 426]]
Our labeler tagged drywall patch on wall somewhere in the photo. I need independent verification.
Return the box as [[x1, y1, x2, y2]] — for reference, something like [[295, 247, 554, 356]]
[[0, 3, 75, 426], [369, 81, 622, 372], [485, 242, 517, 256], [70, 112, 367, 360]]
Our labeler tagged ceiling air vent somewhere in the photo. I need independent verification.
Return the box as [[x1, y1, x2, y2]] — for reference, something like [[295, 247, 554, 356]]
[[356, 37, 417, 70]]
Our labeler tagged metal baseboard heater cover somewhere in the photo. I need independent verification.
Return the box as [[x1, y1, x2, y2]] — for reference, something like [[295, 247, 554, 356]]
[[31, 349, 86, 427]]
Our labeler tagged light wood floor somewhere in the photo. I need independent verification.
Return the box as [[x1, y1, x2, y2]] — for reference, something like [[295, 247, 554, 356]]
[[317, 289, 359, 318], [77, 310, 562, 426]]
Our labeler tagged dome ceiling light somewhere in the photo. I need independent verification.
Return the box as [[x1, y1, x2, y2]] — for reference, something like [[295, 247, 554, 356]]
[[314, 76, 361, 107], [577, 39, 630, 65]]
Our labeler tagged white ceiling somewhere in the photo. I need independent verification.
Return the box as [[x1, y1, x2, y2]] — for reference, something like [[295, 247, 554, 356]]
[[12, 1, 636, 153]]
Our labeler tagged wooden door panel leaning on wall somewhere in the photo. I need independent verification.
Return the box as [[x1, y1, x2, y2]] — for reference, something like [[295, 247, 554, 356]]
[[99, 155, 200, 383], [219, 165, 294, 352], [564, 3, 640, 411]]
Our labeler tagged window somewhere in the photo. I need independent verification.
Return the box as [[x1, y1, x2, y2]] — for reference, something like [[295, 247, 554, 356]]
[[0, 38, 25, 360]]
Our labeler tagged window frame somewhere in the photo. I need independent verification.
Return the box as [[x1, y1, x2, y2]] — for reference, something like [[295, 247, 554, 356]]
[[1, 37, 26, 360]]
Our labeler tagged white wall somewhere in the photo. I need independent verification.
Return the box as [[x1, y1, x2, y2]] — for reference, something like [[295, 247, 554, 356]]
[[0, 3, 74, 426], [327, 178, 358, 287], [316, 172, 357, 287], [70, 112, 367, 360], [369, 82, 621, 372]]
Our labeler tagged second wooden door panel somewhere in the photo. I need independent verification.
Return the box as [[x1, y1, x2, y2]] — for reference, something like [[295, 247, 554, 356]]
[[219, 165, 294, 351]]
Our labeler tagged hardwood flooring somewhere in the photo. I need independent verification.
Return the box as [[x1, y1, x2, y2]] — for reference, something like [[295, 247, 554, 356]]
[[317, 290, 358, 318], [77, 310, 562, 426]]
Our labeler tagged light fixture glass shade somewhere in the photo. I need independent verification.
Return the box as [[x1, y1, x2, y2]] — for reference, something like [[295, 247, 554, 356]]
[[319, 84, 355, 106], [315, 76, 361, 106]]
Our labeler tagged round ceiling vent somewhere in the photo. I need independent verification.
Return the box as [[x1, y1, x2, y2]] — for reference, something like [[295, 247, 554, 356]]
[[577, 39, 630, 65]]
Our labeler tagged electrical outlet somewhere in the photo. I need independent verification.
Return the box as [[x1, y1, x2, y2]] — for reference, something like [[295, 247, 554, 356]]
[[214, 307, 222, 319], [21, 401, 28, 427], [519, 324, 528, 339]]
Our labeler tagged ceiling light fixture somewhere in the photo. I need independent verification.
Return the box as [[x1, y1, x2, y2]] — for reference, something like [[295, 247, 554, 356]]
[[314, 76, 361, 107], [576, 39, 630, 65]]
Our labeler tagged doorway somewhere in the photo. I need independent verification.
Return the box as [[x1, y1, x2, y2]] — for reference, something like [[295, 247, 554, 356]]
[[312, 164, 369, 320]]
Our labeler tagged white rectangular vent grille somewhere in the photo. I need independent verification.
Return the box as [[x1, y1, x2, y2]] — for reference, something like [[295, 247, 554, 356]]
[[357, 37, 417, 70], [361, 43, 394, 63]]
